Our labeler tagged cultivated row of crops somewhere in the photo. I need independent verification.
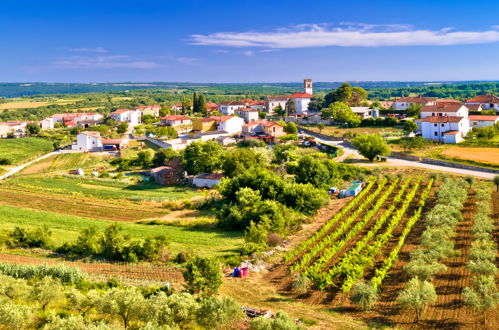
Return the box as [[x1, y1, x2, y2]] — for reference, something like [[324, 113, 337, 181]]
[[286, 175, 434, 294]]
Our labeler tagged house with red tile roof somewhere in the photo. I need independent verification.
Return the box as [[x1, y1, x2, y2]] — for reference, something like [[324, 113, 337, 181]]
[[465, 94, 499, 111], [242, 120, 285, 137], [110, 109, 141, 127], [219, 101, 246, 115], [266, 79, 314, 114], [393, 95, 436, 110], [416, 104, 471, 143], [209, 116, 244, 134], [160, 115, 191, 127], [134, 105, 161, 117], [40, 112, 103, 129], [0, 120, 33, 138], [234, 107, 259, 123], [468, 115, 499, 128]]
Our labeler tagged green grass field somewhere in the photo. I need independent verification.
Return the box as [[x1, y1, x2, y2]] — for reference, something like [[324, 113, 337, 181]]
[[0, 204, 242, 256], [0, 138, 54, 164], [9, 175, 200, 201]]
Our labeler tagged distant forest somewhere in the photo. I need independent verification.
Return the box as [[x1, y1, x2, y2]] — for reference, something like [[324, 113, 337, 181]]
[[1, 81, 499, 100]]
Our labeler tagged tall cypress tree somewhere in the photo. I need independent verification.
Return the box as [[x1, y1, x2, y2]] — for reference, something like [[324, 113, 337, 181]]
[[192, 92, 199, 113], [198, 94, 207, 116]]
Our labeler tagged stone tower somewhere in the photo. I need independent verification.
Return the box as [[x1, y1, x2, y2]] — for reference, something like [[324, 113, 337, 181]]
[[304, 78, 313, 94]]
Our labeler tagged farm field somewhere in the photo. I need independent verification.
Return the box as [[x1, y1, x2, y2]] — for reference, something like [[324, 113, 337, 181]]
[[306, 125, 404, 137], [8, 174, 200, 201], [267, 176, 497, 329], [0, 137, 54, 164], [0, 203, 242, 257], [20, 152, 107, 175]]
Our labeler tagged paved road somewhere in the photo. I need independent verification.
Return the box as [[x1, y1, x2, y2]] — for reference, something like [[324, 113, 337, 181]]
[[0, 150, 83, 180], [305, 133, 496, 180]]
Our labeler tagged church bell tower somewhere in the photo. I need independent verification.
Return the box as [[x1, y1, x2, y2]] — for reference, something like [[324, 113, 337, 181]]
[[304, 78, 313, 94]]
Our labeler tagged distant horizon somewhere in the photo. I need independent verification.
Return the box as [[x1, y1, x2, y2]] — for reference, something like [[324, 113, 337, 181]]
[[2, 80, 499, 84]]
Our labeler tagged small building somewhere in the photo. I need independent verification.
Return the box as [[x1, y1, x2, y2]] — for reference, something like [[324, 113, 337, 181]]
[[242, 120, 285, 137], [151, 166, 181, 185], [234, 107, 259, 123], [72, 131, 102, 151], [465, 94, 499, 111], [40, 113, 103, 129], [216, 136, 236, 146], [0, 120, 33, 138], [194, 130, 229, 142], [266, 95, 289, 114], [101, 139, 126, 151], [289, 92, 313, 115], [340, 182, 363, 198], [393, 95, 436, 110], [160, 115, 192, 127], [192, 118, 217, 132], [191, 173, 224, 188], [110, 109, 141, 127], [466, 104, 483, 112], [219, 101, 245, 115], [351, 107, 373, 119], [206, 102, 219, 112], [210, 116, 245, 134], [135, 105, 161, 117], [468, 115, 499, 128]]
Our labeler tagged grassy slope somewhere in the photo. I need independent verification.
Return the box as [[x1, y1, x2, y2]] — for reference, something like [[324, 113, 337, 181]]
[[0, 204, 242, 257], [0, 137, 54, 164], [10, 175, 200, 201]]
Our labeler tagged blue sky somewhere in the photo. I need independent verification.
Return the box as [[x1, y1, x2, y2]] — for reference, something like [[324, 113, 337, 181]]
[[1, 0, 499, 82]]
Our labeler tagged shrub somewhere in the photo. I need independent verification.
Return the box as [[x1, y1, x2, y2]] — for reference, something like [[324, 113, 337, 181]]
[[292, 273, 311, 295], [0, 158, 12, 165], [183, 257, 222, 297], [174, 252, 190, 264], [350, 281, 378, 311], [266, 233, 283, 247], [0, 263, 85, 284], [7, 226, 52, 249]]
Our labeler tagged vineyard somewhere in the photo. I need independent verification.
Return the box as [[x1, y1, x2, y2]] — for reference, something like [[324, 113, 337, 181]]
[[273, 175, 498, 329], [284, 176, 433, 296]]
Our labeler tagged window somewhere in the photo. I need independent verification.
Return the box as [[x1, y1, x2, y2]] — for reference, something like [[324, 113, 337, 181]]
[[434, 131, 438, 136], [432, 112, 435, 116], [434, 123, 437, 127], [441, 124, 444, 127]]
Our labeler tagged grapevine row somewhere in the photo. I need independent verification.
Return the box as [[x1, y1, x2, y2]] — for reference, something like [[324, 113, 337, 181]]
[[370, 178, 433, 290], [291, 177, 388, 273], [283, 179, 376, 262], [338, 178, 422, 293], [321, 177, 413, 285], [303, 177, 402, 286]]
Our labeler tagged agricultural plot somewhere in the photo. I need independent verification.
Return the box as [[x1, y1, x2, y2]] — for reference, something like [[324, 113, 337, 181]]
[[0, 137, 54, 164], [284, 176, 433, 296]]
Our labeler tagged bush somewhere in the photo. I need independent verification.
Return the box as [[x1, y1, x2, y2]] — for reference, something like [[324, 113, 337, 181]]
[[0, 263, 85, 284], [7, 226, 52, 249], [0, 158, 12, 165], [266, 233, 283, 247], [350, 281, 378, 311], [292, 273, 311, 295], [174, 252, 190, 264]]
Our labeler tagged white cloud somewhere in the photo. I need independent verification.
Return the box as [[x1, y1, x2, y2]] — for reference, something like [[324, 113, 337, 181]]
[[191, 23, 499, 48], [176, 57, 200, 64], [241, 50, 254, 56], [52, 55, 162, 69], [69, 47, 109, 53]]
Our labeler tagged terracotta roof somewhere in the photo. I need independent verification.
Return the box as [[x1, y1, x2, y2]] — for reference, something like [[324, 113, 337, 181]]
[[101, 139, 123, 144], [417, 116, 464, 123], [443, 130, 460, 135], [161, 115, 191, 121], [81, 131, 101, 138], [111, 109, 132, 115], [242, 120, 282, 128], [466, 94, 499, 104], [50, 112, 100, 119], [219, 101, 245, 106], [289, 92, 313, 99], [466, 104, 482, 111], [468, 115, 499, 121], [196, 118, 216, 123], [209, 116, 236, 123], [420, 104, 466, 113], [395, 95, 436, 103], [435, 99, 463, 105], [195, 173, 224, 180]]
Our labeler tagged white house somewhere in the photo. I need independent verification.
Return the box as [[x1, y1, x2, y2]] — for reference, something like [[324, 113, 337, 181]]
[[468, 115, 499, 128], [72, 131, 103, 151], [135, 105, 161, 117], [110, 109, 141, 127], [40, 113, 103, 129], [234, 107, 259, 123], [351, 107, 373, 119], [160, 115, 192, 127], [465, 94, 499, 111], [393, 95, 436, 110], [210, 116, 244, 134], [266, 96, 289, 114], [416, 116, 469, 144], [420, 104, 469, 119], [289, 92, 313, 115], [266, 79, 314, 114], [0, 121, 32, 138], [194, 130, 229, 142], [191, 173, 224, 188], [219, 101, 245, 115]]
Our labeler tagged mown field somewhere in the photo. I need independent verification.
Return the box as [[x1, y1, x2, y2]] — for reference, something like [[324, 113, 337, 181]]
[[306, 125, 404, 137], [0, 98, 79, 111], [0, 137, 54, 164]]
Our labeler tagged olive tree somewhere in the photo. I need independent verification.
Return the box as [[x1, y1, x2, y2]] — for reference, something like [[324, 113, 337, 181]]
[[0, 302, 33, 330], [99, 287, 146, 329], [350, 281, 379, 311], [463, 275, 499, 324], [397, 278, 437, 323], [31, 277, 63, 312], [196, 296, 243, 329], [351, 134, 391, 161], [183, 257, 223, 297]]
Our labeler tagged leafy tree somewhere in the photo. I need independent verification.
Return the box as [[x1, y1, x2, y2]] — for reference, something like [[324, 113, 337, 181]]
[[116, 122, 128, 134], [397, 278, 437, 323], [42, 315, 112, 330], [404, 258, 447, 281], [99, 223, 129, 261], [406, 103, 422, 117], [222, 148, 261, 177], [465, 175, 474, 188], [250, 311, 301, 330], [192, 92, 199, 114], [183, 257, 223, 297], [307, 96, 324, 112], [292, 273, 311, 295], [181, 99, 192, 114], [259, 111, 267, 119], [141, 114, 156, 124], [404, 120, 418, 134], [317, 123, 325, 133], [26, 122, 41, 136], [350, 281, 378, 311], [31, 277, 62, 312], [273, 144, 298, 163], [155, 126, 177, 139], [183, 141, 224, 174], [134, 150, 153, 168], [351, 87, 368, 106], [66, 288, 101, 317], [197, 94, 207, 116], [196, 296, 243, 329], [284, 121, 298, 134], [351, 134, 391, 161], [274, 105, 284, 118], [285, 98, 296, 115], [463, 275, 499, 323], [294, 155, 329, 188], [147, 292, 198, 328], [0, 275, 29, 301], [99, 287, 146, 329], [152, 148, 181, 167], [0, 301, 33, 330], [322, 102, 361, 127], [325, 83, 353, 106], [493, 175, 499, 192]]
